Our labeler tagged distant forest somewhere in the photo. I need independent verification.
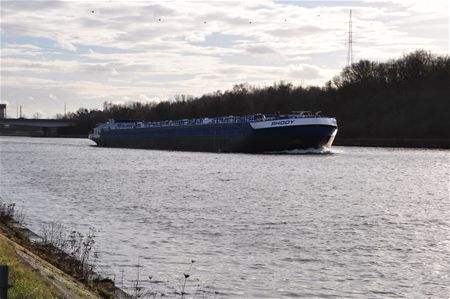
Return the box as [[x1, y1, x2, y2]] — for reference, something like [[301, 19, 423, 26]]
[[65, 50, 449, 139]]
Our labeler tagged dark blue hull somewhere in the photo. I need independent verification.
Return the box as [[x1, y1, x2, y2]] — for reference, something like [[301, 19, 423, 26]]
[[93, 123, 337, 153]]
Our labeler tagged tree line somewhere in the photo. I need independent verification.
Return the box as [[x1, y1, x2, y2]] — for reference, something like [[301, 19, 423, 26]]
[[64, 50, 449, 139]]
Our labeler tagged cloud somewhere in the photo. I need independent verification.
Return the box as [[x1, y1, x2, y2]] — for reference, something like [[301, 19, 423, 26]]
[[55, 36, 77, 52], [267, 25, 325, 38], [141, 4, 175, 17], [288, 64, 324, 80], [138, 94, 150, 102], [245, 45, 277, 55], [111, 68, 120, 76], [1, 44, 43, 57], [2, 0, 66, 11], [49, 93, 57, 100], [1, 0, 447, 117]]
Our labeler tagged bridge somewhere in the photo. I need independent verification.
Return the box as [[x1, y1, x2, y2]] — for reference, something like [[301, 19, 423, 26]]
[[0, 118, 75, 127], [0, 118, 76, 137]]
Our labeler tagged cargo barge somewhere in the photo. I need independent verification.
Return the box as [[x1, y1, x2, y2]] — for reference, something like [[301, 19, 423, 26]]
[[88, 112, 337, 153]]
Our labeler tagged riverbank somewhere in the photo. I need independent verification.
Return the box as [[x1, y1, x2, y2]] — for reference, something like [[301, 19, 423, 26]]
[[0, 132, 87, 138], [0, 233, 99, 298], [334, 137, 450, 149], [1, 134, 449, 149], [0, 204, 127, 299]]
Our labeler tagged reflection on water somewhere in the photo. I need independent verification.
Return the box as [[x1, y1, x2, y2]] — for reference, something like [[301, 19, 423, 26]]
[[265, 147, 335, 154], [1, 136, 449, 298]]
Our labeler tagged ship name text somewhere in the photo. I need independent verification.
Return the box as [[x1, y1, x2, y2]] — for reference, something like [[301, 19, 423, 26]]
[[271, 120, 295, 126]]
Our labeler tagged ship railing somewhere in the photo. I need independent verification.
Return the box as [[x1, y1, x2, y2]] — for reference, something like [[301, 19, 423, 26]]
[[99, 113, 329, 131]]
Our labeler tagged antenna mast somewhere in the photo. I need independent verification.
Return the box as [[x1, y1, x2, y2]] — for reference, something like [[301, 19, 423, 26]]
[[347, 9, 353, 66]]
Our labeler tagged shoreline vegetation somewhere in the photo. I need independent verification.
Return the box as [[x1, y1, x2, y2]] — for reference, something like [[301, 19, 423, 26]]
[[0, 235, 64, 298], [0, 203, 124, 298], [1, 134, 449, 149], [51, 50, 449, 149]]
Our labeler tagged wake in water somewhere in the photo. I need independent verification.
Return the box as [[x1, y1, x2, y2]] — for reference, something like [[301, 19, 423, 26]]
[[264, 147, 341, 155]]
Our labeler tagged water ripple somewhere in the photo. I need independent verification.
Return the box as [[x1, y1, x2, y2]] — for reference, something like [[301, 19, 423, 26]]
[[1, 136, 449, 298]]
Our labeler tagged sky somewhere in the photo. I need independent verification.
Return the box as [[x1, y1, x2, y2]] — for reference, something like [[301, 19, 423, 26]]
[[1, 0, 448, 118]]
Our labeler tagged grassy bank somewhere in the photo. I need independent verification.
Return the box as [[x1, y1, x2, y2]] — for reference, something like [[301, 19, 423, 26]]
[[0, 235, 62, 298], [0, 203, 122, 298]]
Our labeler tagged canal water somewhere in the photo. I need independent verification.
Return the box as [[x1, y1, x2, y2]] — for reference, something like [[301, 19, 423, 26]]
[[0, 136, 448, 298]]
